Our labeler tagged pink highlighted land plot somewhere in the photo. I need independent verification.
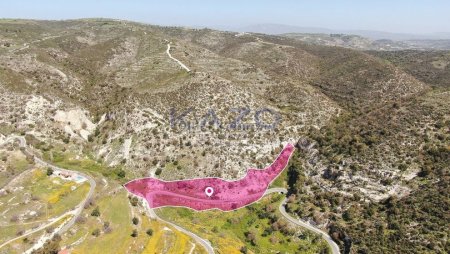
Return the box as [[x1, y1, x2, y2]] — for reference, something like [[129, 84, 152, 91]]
[[125, 143, 295, 211]]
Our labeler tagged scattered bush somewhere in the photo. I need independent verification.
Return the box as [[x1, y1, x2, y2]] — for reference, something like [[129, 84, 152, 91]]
[[117, 169, 126, 178], [92, 228, 101, 237], [46, 167, 54, 176], [130, 196, 139, 206], [91, 206, 100, 217]]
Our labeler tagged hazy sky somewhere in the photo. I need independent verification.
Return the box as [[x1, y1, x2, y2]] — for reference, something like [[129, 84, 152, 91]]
[[1, 0, 449, 34]]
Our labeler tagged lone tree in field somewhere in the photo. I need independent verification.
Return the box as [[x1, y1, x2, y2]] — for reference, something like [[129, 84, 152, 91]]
[[92, 228, 101, 237], [91, 206, 100, 217], [46, 167, 54, 176], [130, 196, 139, 206]]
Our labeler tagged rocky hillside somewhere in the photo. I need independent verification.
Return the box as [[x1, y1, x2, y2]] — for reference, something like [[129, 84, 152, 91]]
[[0, 19, 448, 253], [284, 33, 450, 51]]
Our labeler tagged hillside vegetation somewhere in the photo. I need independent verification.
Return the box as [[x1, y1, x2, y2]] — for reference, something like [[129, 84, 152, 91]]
[[0, 19, 448, 253]]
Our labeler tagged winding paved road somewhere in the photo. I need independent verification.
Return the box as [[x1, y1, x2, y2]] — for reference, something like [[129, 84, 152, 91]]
[[145, 187, 339, 254], [2, 135, 338, 253], [267, 188, 340, 254], [144, 202, 215, 254], [0, 136, 96, 246], [34, 153, 96, 234], [0, 209, 74, 250], [3, 135, 212, 253]]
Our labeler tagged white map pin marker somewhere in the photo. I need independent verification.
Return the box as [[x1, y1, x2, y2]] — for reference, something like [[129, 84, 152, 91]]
[[205, 187, 214, 197]]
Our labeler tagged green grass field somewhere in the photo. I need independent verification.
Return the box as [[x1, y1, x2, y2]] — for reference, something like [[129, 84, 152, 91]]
[[158, 194, 329, 254], [68, 188, 206, 254], [0, 215, 71, 254], [0, 168, 88, 245]]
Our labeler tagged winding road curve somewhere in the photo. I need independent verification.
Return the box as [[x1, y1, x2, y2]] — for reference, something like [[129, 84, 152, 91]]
[[0, 210, 75, 250], [166, 42, 191, 72], [146, 187, 339, 254], [0, 135, 96, 250], [2, 136, 339, 253], [162, 43, 338, 252], [144, 202, 215, 254], [267, 188, 340, 254], [2, 135, 212, 253], [33, 152, 96, 235]]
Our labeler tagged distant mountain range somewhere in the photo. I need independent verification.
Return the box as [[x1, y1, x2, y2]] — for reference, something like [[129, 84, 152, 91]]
[[217, 23, 450, 41], [282, 33, 450, 51]]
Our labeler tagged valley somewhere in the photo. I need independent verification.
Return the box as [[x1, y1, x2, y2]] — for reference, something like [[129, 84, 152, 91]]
[[0, 18, 448, 253]]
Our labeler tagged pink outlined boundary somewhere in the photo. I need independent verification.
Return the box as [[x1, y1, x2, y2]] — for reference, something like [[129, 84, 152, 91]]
[[123, 141, 295, 212]]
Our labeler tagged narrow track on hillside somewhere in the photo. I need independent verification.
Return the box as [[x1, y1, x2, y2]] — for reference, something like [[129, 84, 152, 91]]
[[267, 188, 341, 254], [0, 136, 96, 252], [166, 42, 191, 72]]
